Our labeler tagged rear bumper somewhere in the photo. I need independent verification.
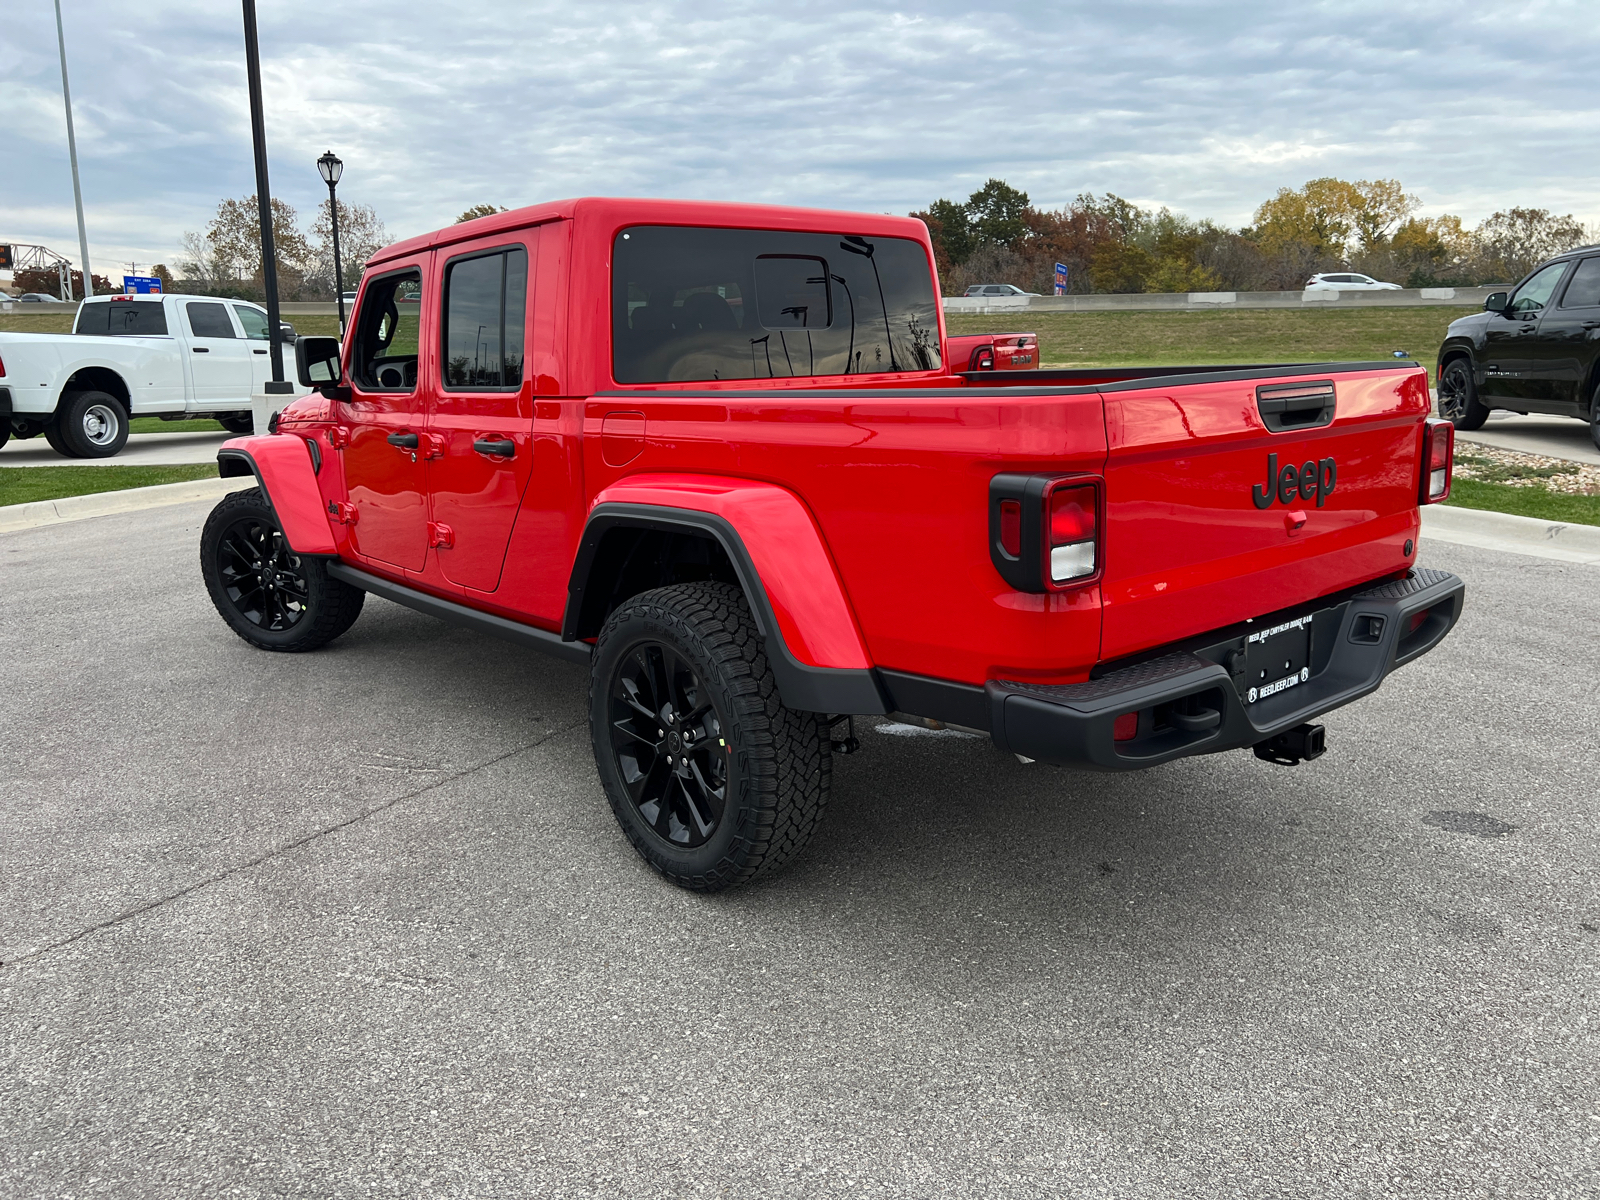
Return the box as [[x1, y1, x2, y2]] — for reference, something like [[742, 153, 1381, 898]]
[[987, 568, 1465, 770]]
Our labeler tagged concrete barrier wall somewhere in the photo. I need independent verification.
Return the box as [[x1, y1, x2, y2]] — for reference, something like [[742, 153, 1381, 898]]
[[943, 286, 1506, 315], [0, 299, 341, 315]]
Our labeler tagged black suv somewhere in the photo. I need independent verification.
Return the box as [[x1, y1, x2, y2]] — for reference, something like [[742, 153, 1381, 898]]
[[1436, 245, 1600, 449]]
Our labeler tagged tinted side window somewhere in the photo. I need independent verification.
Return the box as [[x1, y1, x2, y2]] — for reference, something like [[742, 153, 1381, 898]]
[[187, 302, 236, 338], [353, 270, 423, 391], [1559, 258, 1600, 309], [232, 305, 270, 340], [441, 247, 528, 389], [75, 301, 168, 336], [612, 226, 940, 383], [1510, 262, 1569, 313]]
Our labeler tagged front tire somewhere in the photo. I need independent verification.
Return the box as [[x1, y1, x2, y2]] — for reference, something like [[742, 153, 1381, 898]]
[[590, 582, 832, 892], [1590, 383, 1600, 453], [1437, 358, 1489, 430], [57, 390, 130, 458], [200, 487, 364, 652]]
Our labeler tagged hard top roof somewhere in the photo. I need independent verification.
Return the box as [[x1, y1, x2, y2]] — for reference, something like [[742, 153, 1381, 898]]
[[369, 197, 932, 268]]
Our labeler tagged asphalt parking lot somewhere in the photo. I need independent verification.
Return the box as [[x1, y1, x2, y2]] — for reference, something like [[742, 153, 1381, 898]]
[[2, 502, 1596, 1198]]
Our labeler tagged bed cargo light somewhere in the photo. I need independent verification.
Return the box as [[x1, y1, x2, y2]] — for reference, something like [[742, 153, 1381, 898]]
[[1422, 418, 1454, 503]]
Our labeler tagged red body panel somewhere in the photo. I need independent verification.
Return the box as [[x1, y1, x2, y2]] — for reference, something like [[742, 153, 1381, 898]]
[[946, 333, 1039, 372], [259, 197, 1431, 700], [220, 432, 338, 556], [592, 474, 871, 670]]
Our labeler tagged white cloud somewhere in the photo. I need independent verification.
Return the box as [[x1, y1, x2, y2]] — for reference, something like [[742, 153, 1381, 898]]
[[3, 0, 1599, 277]]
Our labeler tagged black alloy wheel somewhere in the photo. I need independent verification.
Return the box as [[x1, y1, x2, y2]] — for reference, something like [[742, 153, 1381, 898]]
[[200, 486, 365, 652], [1437, 358, 1489, 430], [216, 513, 311, 632], [609, 642, 729, 849], [590, 582, 832, 891]]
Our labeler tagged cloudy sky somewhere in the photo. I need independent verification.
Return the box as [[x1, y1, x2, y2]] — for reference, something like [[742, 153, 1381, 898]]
[[4, 0, 1598, 278]]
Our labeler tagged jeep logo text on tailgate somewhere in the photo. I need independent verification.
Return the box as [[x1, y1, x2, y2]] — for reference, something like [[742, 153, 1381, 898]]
[[1252, 452, 1337, 509]]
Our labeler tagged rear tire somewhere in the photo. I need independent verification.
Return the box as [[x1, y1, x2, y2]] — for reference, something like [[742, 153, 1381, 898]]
[[589, 582, 832, 892], [218, 412, 254, 435], [57, 390, 130, 458], [44, 417, 76, 457], [1591, 384, 1600, 453], [1437, 358, 1489, 431], [200, 487, 365, 652]]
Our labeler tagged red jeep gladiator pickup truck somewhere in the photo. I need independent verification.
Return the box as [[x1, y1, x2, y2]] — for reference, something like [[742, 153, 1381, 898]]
[[200, 198, 1464, 891]]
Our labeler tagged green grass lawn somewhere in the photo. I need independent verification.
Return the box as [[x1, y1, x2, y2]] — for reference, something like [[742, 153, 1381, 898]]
[[129, 417, 226, 434], [946, 305, 1459, 378], [0, 464, 218, 507], [1443, 479, 1600, 526]]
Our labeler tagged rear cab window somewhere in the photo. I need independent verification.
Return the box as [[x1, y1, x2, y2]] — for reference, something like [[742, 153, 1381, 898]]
[[186, 302, 238, 338], [74, 300, 169, 336], [612, 226, 940, 383]]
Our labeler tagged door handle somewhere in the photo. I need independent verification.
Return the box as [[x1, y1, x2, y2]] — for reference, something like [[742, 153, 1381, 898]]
[[192, 347, 209, 353], [473, 438, 515, 457], [253, 348, 268, 355], [1583, 321, 1600, 329], [386, 432, 419, 449]]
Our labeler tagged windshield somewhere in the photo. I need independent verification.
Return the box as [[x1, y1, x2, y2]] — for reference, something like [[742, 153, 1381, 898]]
[[612, 226, 940, 383]]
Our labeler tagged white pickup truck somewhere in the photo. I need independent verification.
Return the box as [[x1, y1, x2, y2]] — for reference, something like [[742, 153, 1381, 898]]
[[0, 293, 307, 458]]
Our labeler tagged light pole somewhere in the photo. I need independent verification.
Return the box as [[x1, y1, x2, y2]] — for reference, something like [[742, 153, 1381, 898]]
[[242, 0, 290, 392], [317, 151, 346, 333], [53, 0, 93, 299]]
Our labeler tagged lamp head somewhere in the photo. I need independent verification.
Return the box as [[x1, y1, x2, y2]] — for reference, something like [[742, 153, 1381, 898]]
[[317, 151, 343, 186]]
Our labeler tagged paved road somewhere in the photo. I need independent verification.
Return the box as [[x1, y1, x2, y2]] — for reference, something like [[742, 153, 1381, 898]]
[[1456, 411, 1600, 466], [1, 503, 1595, 1198], [0, 429, 231, 468]]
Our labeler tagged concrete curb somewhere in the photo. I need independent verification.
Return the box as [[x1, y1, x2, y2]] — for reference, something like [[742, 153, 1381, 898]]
[[1422, 503, 1600, 564], [0, 475, 254, 534]]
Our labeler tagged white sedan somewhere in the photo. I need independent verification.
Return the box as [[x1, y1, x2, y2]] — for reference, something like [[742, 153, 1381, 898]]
[[1305, 273, 1401, 291]]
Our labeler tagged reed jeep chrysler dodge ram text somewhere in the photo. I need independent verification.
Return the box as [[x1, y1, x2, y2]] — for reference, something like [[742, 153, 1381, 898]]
[[199, 198, 1465, 891]]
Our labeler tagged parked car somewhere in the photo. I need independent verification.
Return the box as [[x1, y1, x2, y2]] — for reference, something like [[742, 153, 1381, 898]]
[[963, 283, 1039, 297], [1436, 244, 1600, 448], [0, 293, 306, 455], [16, 292, 61, 303], [200, 197, 1463, 892], [1305, 273, 1401, 292]]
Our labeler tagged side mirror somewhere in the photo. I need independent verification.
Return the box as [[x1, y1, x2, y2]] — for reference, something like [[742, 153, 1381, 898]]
[[276, 321, 298, 344], [1483, 291, 1510, 314], [295, 335, 342, 388]]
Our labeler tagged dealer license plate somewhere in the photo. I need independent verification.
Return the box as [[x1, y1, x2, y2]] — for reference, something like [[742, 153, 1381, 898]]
[[1242, 612, 1314, 704]]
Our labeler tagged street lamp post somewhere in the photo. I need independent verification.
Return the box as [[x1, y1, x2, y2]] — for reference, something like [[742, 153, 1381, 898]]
[[241, 0, 290, 392], [317, 151, 346, 333], [53, 0, 93, 299]]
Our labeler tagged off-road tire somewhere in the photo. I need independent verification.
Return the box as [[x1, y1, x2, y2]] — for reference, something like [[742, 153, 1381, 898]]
[[1437, 358, 1490, 431], [590, 582, 832, 892], [218, 412, 254, 435], [200, 486, 364, 652], [1590, 383, 1600, 453], [57, 390, 130, 458]]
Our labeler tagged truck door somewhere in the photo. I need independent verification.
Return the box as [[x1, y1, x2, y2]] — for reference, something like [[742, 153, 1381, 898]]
[[1480, 260, 1571, 408], [425, 238, 534, 592], [341, 265, 430, 571], [182, 301, 253, 407], [1521, 255, 1600, 414], [231, 303, 276, 397]]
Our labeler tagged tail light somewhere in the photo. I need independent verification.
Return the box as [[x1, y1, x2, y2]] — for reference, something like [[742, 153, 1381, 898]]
[[1421, 418, 1453, 503], [989, 472, 1104, 592], [0, 354, 6, 377]]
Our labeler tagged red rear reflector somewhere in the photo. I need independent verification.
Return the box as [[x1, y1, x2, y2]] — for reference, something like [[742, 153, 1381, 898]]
[[999, 500, 1021, 557], [1113, 711, 1138, 742], [1422, 418, 1454, 503], [0, 354, 6, 378], [1049, 485, 1096, 544]]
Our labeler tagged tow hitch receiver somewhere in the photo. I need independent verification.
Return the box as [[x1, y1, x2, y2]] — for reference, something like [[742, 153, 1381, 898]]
[[1253, 723, 1326, 766]]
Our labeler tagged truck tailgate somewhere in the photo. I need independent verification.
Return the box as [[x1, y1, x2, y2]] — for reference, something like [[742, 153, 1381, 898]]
[[1098, 365, 1430, 662]]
